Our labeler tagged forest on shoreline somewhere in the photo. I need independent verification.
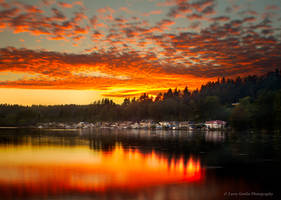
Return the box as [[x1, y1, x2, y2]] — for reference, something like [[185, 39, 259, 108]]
[[1, 69, 281, 130]]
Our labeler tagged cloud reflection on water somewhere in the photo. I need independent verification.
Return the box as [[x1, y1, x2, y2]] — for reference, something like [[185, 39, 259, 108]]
[[0, 143, 203, 198]]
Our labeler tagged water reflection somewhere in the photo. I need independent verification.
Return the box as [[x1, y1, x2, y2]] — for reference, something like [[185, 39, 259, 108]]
[[205, 131, 225, 143], [0, 129, 280, 199], [0, 142, 203, 199]]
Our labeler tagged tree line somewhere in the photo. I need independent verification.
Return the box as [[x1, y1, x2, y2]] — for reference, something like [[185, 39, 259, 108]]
[[1, 69, 281, 130]]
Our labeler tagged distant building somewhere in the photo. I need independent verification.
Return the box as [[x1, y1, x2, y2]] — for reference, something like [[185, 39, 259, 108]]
[[170, 121, 179, 130], [118, 121, 131, 129], [179, 121, 190, 129], [155, 123, 162, 129], [205, 120, 226, 129], [159, 121, 171, 128], [130, 122, 142, 129]]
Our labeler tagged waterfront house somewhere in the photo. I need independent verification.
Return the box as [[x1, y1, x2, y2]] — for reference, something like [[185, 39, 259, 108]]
[[155, 122, 162, 129], [159, 121, 171, 129], [118, 121, 131, 129], [179, 121, 190, 129], [130, 122, 140, 129], [205, 120, 226, 129], [138, 120, 150, 129]]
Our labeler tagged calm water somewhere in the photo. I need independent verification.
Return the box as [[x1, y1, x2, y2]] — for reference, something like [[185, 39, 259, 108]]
[[0, 128, 280, 200]]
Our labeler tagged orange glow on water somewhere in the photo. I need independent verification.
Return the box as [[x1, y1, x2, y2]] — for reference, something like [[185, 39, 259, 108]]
[[0, 145, 203, 197]]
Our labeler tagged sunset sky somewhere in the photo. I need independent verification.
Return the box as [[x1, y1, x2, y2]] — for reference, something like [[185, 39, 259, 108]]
[[0, 0, 280, 105]]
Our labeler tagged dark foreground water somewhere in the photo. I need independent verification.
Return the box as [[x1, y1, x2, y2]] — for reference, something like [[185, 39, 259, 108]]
[[0, 128, 280, 200]]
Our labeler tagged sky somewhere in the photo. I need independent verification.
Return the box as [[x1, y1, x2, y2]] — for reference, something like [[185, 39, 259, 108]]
[[0, 0, 280, 105]]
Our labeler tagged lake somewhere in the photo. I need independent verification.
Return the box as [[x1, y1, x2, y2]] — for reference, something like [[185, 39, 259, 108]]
[[0, 128, 280, 200]]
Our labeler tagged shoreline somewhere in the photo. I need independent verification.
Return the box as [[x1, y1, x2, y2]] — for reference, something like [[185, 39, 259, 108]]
[[0, 120, 229, 131]]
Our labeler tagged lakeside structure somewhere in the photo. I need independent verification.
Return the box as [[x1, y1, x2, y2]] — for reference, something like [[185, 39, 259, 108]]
[[36, 120, 227, 130], [205, 120, 227, 130]]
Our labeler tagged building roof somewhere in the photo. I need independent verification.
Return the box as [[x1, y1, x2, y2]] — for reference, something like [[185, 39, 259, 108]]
[[205, 120, 226, 125]]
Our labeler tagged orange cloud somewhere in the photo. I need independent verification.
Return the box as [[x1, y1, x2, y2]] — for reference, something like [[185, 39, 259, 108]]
[[0, 0, 280, 99], [0, 47, 217, 96], [0, 2, 88, 41], [1, 39, 280, 99], [142, 10, 162, 17], [58, 2, 73, 8], [24, 5, 43, 13], [97, 6, 115, 14]]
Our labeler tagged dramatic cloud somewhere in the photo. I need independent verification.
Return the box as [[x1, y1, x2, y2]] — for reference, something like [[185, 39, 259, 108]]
[[0, 0, 280, 99], [142, 10, 162, 17], [167, 0, 215, 18], [0, 1, 87, 41], [58, 2, 73, 8], [167, 1, 192, 18], [0, 46, 214, 93]]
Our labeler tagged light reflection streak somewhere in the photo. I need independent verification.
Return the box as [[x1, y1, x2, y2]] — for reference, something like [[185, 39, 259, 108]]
[[0, 144, 204, 197]]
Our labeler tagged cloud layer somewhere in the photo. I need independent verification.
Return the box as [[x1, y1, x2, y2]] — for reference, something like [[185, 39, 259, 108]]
[[0, 0, 281, 98]]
